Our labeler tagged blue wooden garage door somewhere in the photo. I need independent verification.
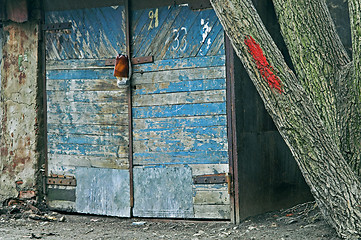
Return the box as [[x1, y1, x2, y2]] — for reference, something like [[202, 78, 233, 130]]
[[45, 5, 131, 217], [131, 5, 230, 219]]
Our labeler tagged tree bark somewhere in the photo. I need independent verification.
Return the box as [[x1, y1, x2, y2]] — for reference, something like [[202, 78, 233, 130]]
[[210, 0, 361, 238]]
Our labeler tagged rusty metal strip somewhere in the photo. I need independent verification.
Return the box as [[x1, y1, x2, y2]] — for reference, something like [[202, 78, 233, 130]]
[[105, 56, 154, 66], [193, 173, 227, 184], [47, 175, 77, 186]]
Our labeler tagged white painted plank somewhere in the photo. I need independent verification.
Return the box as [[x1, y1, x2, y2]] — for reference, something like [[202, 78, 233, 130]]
[[190, 164, 229, 176]]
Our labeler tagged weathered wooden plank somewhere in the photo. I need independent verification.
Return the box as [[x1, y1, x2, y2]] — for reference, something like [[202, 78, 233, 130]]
[[48, 143, 128, 157], [171, 9, 213, 59], [133, 115, 227, 130], [47, 90, 128, 103], [48, 101, 128, 114], [193, 204, 230, 219], [190, 164, 229, 176], [203, 26, 225, 57], [48, 200, 75, 212], [46, 68, 115, 80], [48, 123, 129, 136], [134, 6, 183, 59], [133, 102, 226, 119], [48, 154, 129, 169], [45, 55, 225, 71], [193, 183, 228, 191], [47, 101, 128, 114], [75, 167, 131, 217], [48, 133, 128, 146], [47, 112, 129, 125], [133, 138, 228, 153], [133, 6, 179, 58], [196, 21, 224, 57], [132, 66, 225, 85], [46, 79, 120, 91], [133, 55, 225, 73], [193, 191, 230, 205], [133, 79, 226, 96], [133, 90, 226, 107], [133, 150, 228, 165], [160, 7, 201, 60], [46, 6, 126, 60], [133, 126, 228, 141], [133, 166, 194, 218]]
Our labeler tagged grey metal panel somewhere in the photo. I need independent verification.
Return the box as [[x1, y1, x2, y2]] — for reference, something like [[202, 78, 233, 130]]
[[75, 167, 130, 217], [133, 166, 194, 218]]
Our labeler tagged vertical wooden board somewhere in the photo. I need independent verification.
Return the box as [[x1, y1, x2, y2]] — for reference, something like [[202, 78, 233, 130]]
[[75, 167, 130, 217], [133, 166, 194, 218]]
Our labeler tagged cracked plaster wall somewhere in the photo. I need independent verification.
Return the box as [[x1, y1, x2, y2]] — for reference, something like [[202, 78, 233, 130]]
[[0, 22, 40, 202]]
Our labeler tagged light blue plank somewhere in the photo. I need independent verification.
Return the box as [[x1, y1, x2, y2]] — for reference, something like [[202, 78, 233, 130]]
[[133, 166, 193, 218], [48, 143, 119, 157], [133, 55, 225, 73], [134, 138, 228, 153], [133, 79, 226, 95], [47, 123, 127, 136], [48, 134, 127, 146], [47, 101, 127, 114], [47, 112, 128, 125], [132, 102, 226, 119], [133, 115, 227, 129], [76, 167, 130, 217], [133, 151, 228, 165], [46, 69, 114, 80]]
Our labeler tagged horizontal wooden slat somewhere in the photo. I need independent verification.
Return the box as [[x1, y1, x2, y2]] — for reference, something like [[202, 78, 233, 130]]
[[193, 205, 230, 219], [193, 191, 230, 205], [133, 126, 227, 141], [48, 200, 75, 211], [47, 90, 127, 103], [46, 79, 120, 91], [133, 150, 228, 165], [190, 164, 229, 176], [133, 115, 227, 130], [134, 79, 226, 96], [133, 138, 228, 153], [48, 154, 129, 169], [47, 101, 128, 114], [48, 113, 129, 125], [47, 68, 115, 80], [48, 123, 129, 136], [46, 55, 225, 71], [133, 102, 226, 119], [48, 143, 128, 157], [132, 66, 226, 84], [48, 134, 128, 146], [133, 90, 226, 107]]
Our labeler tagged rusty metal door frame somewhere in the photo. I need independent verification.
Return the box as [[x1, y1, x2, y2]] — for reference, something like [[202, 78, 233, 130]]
[[225, 35, 240, 224]]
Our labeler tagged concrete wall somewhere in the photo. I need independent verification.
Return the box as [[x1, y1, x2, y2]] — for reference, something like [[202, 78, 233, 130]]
[[0, 22, 41, 202]]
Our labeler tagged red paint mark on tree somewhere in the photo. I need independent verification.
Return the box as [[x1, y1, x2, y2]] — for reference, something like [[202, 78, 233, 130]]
[[244, 35, 283, 93]]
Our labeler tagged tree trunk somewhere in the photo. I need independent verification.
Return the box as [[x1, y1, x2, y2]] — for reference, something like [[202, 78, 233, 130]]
[[210, 0, 361, 238]]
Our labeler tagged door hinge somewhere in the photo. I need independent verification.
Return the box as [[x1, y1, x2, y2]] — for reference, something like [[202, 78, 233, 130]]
[[47, 174, 77, 186], [193, 173, 233, 194]]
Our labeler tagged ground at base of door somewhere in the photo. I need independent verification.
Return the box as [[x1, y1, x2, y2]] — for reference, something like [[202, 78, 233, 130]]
[[0, 201, 340, 240]]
